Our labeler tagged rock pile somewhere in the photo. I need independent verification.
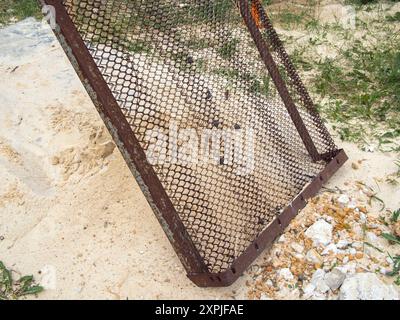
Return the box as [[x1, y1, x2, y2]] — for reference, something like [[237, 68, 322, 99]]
[[246, 183, 400, 300]]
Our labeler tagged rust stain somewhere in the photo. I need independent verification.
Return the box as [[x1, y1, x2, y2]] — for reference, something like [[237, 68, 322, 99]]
[[251, 0, 263, 29]]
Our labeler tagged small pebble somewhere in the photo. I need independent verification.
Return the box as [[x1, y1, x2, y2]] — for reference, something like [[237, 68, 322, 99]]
[[278, 234, 286, 243], [336, 239, 349, 249], [51, 156, 60, 165], [291, 243, 304, 254], [338, 194, 350, 205], [351, 162, 359, 170], [355, 252, 363, 259], [348, 248, 357, 255]]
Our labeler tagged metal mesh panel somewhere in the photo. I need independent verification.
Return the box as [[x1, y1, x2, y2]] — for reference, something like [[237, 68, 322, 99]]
[[48, 0, 343, 282], [251, 0, 337, 157]]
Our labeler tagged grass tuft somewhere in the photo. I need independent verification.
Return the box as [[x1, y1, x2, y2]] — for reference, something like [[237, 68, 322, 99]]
[[0, 0, 41, 26], [314, 44, 400, 145], [0, 261, 44, 300]]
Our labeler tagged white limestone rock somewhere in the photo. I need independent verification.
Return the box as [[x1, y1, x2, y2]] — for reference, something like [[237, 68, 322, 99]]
[[339, 273, 399, 300], [337, 194, 350, 205], [278, 268, 294, 281], [278, 234, 286, 243], [305, 220, 333, 246], [336, 262, 357, 275], [311, 269, 330, 293], [303, 283, 316, 297], [305, 249, 323, 264], [324, 268, 346, 291], [260, 293, 272, 300], [336, 239, 349, 249], [291, 243, 304, 254], [322, 243, 338, 256]]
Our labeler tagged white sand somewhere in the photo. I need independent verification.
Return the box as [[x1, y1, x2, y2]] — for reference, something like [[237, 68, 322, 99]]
[[0, 18, 399, 300]]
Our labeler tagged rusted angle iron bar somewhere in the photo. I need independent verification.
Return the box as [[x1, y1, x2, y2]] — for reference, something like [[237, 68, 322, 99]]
[[239, 0, 322, 162]]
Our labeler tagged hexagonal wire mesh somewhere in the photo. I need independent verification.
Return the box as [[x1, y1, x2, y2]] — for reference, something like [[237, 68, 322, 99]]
[[43, 0, 346, 286]]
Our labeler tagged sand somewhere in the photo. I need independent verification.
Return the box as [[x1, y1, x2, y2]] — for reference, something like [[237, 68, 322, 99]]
[[0, 17, 399, 300]]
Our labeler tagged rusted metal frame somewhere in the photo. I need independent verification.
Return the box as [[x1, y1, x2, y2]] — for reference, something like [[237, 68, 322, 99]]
[[40, 0, 348, 288], [43, 0, 208, 275], [253, 0, 338, 156], [188, 149, 348, 287], [238, 0, 322, 162]]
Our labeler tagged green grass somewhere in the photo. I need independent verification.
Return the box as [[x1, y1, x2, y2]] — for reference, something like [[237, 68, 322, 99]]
[[388, 254, 400, 286], [0, 261, 44, 300], [0, 0, 41, 26], [346, 0, 378, 5], [268, 0, 323, 31], [127, 39, 153, 54], [386, 160, 400, 185], [270, 1, 400, 151], [346, 0, 400, 5], [213, 66, 273, 97], [382, 232, 400, 245], [385, 249, 400, 286], [217, 38, 240, 60], [391, 208, 400, 222], [274, 11, 305, 28], [378, 207, 400, 286], [312, 39, 400, 148], [1, 0, 399, 152], [387, 11, 400, 22]]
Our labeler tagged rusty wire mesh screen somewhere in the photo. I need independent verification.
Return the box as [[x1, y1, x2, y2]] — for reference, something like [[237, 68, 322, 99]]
[[61, 0, 338, 273]]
